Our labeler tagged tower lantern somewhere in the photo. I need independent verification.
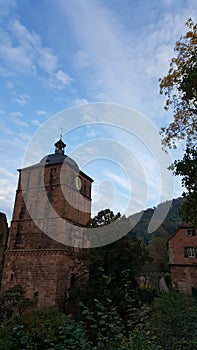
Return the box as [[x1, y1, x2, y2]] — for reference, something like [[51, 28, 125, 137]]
[[54, 136, 66, 155]]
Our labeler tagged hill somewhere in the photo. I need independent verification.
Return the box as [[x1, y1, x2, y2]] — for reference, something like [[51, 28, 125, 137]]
[[128, 197, 185, 244]]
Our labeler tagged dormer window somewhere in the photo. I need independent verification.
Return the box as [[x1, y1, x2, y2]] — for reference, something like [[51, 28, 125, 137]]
[[186, 228, 196, 236]]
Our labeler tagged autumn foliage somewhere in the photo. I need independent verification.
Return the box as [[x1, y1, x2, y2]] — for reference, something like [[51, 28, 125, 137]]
[[160, 18, 197, 149]]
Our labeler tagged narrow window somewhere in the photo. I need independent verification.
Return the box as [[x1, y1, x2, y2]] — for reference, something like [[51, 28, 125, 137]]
[[19, 206, 25, 219], [50, 168, 56, 185], [184, 246, 196, 258]]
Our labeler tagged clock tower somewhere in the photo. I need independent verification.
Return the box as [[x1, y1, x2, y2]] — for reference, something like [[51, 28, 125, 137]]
[[1, 138, 93, 308]]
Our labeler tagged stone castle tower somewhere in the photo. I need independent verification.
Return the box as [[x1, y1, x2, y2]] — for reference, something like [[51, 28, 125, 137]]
[[1, 138, 93, 308]]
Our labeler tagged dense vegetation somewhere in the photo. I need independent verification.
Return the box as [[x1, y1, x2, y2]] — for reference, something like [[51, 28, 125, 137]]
[[1, 283, 197, 349], [171, 148, 197, 226], [1, 206, 197, 350]]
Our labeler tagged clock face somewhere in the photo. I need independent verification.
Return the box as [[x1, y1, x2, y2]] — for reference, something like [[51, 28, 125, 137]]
[[75, 176, 82, 190]]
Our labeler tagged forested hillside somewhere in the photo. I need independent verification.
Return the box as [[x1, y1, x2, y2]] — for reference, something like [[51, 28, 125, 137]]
[[128, 197, 185, 244]]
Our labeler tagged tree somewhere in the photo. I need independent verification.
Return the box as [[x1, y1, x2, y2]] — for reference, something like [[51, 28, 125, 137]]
[[67, 209, 151, 345], [147, 234, 169, 272], [86, 209, 129, 247], [171, 146, 197, 226], [88, 208, 121, 227], [85, 210, 149, 303], [159, 18, 197, 149]]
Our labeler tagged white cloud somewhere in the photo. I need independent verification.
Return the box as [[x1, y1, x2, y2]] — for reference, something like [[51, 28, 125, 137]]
[[18, 132, 31, 141], [55, 70, 71, 84], [0, 44, 34, 74], [0, 0, 16, 20], [82, 114, 97, 122], [0, 168, 17, 222], [0, 0, 194, 221], [37, 47, 58, 73], [162, 0, 173, 6], [103, 170, 130, 191], [36, 110, 48, 116], [58, 0, 197, 117], [91, 180, 115, 215], [0, 125, 13, 135], [10, 111, 28, 127], [32, 119, 42, 127], [0, 18, 72, 90], [75, 50, 89, 68], [10, 111, 23, 118], [6, 81, 14, 89], [13, 93, 29, 106], [74, 98, 89, 105], [0, 168, 15, 179], [86, 127, 97, 137]]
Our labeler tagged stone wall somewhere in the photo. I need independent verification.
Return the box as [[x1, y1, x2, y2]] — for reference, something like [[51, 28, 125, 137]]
[[170, 265, 197, 294], [1, 157, 92, 309], [1, 249, 88, 309], [0, 213, 9, 287]]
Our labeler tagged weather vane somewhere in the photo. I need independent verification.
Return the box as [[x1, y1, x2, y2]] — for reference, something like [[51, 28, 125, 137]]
[[60, 127, 63, 139]]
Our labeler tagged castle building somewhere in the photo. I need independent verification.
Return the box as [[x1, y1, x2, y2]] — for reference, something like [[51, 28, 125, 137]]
[[1, 138, 93, 308], [169, 223, 197, 294]]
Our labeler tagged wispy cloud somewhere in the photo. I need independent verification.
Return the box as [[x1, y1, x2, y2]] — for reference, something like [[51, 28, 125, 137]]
[[48, 69, 71, 90], [10, 111, 28, 127], [0, 0, 195, 221], [36, 110, 48, 117], [0, 168, 17, 221], [0, 17, 72, 90], [10, 111, 23, 118], [0, 168, 15, 179], [74, 50, 89, 68], [13, 93, 29, 106], [82, 114, 97, 122], [103, 170, 130, 191], [58, 0, 197, 119], [0, 0, 16, 20], [32, 119, 42, 127], [74, 98, 89, 106]]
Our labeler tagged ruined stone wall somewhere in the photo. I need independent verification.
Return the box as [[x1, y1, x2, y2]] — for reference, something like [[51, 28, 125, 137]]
[[1, 249, 88, 308], [170, 265, 197, 294], [0, 213, 9, 286]]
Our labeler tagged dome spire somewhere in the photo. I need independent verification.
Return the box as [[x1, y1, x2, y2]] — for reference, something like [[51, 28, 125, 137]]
[[54, 136, 66, 155]]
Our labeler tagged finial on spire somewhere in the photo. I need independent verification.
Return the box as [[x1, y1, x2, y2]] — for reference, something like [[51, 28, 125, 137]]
[[60, 127, 63, 140]]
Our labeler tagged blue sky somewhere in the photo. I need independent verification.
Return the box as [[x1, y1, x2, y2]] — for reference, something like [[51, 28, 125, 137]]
[[0, 0, 196, 223]]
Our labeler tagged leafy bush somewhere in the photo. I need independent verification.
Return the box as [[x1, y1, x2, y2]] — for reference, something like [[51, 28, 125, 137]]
[[149, 292, 197, 349], [0, 307, 92, 350]]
